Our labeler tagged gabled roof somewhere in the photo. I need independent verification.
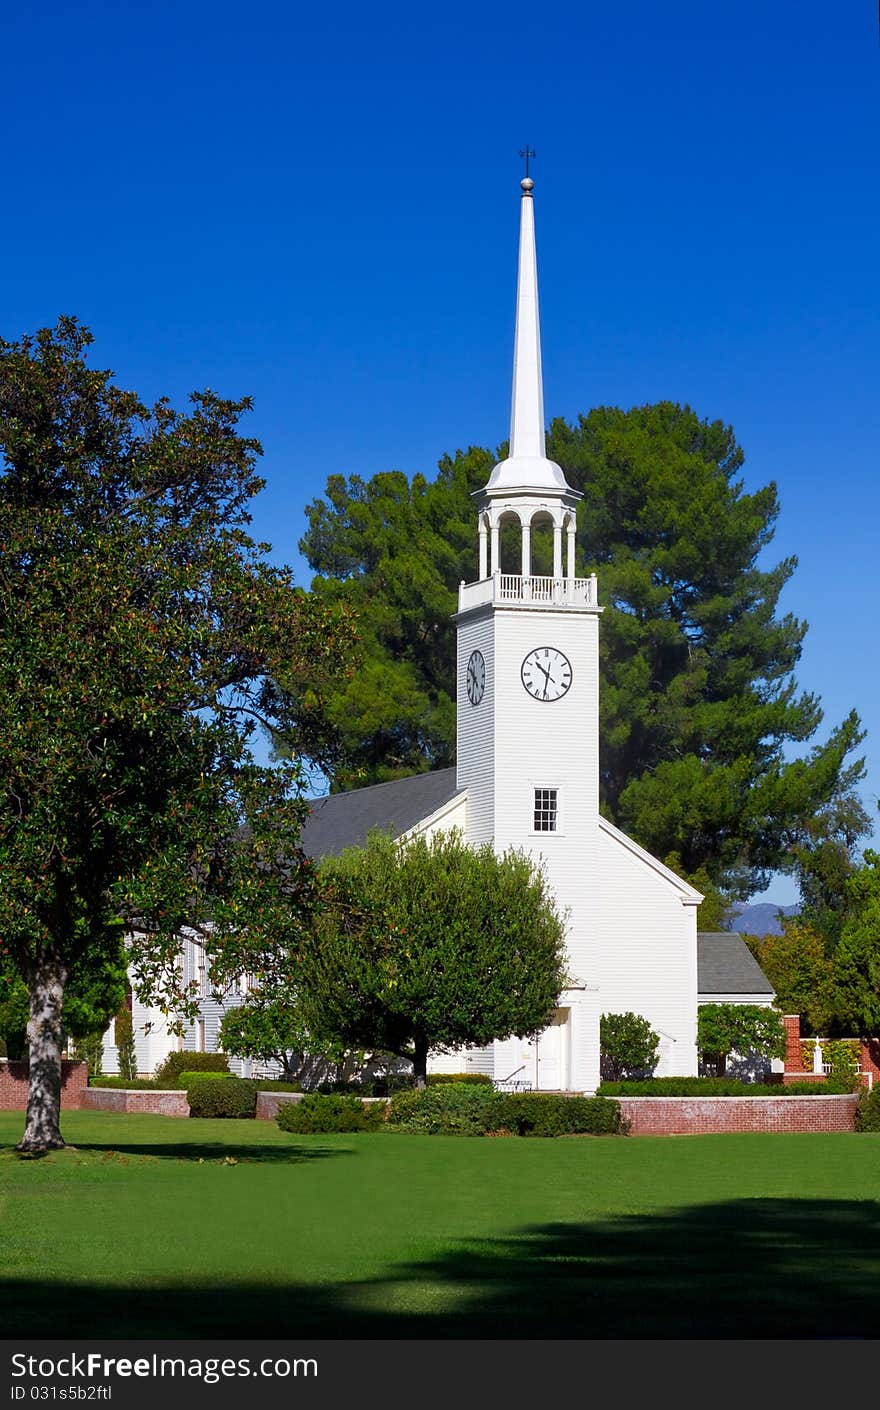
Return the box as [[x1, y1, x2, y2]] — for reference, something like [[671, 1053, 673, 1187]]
[[697, 932, 774, 996], [300, 767, 463, 860]]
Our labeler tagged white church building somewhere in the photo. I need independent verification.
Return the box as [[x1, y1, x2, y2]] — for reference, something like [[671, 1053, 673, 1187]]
[[103, 172, 774, 1090]]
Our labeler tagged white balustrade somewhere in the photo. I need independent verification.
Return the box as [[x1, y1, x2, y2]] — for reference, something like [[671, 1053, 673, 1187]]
[[458, 573, 598, 612]]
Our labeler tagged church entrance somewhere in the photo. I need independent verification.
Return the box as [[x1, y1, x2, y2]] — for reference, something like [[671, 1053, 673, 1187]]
[[532, 1007, 570, 1090]]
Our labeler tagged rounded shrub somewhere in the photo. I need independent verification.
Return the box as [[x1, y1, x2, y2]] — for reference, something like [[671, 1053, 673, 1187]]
[[187, 1076, 257, 1118], [387, 1083, 507, 1135], [153, 1051, 230, 1087], [277, 1093, 387, 1134], [856, 1086, 880, 1132]]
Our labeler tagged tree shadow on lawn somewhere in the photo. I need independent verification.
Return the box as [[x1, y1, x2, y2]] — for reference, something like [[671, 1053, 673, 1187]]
[[1, 1132, 356, 1166], [56, 1139, 355, 1165], [4, 1198, 880, 1339]]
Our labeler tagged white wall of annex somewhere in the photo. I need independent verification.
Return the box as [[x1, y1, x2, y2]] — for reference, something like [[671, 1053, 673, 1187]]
[[596, 827, 699, 1077]]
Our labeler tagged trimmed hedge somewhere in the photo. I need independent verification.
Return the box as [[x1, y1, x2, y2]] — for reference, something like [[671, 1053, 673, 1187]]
[[856, 1087, 880, 1133], [153, 1051, 231, 1086], [252, 1079, 302, 1092], [597, 1076, 855, 1096], [89, 1076, 158, 1090], [386, 1084, 626, 1137], [499, 1093, 624, 1137], [426, 1072, 493, 1086], [179, 1070, 232, 1087], [277, 1093, 387, 1133], [187, 1076, 258, 1118]]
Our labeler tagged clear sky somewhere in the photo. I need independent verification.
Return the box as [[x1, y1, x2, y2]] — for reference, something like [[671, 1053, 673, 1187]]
[[3, 1, 878, 904]]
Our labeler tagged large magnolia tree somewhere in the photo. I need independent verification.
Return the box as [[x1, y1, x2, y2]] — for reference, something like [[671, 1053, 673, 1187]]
[[0, 319, 355, 1152]]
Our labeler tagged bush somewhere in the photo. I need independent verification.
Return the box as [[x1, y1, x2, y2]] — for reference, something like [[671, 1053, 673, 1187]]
[[855, 1086, 880, 1132], [89, 1076, 158, 1090], [388, 1083, 507, 1135], [71, 1032, 104, 1079], [597, 1076, 854, 1096], [600, 1012, 659, 1080], [498, 1093, 624, 1137], [426, 1072, 493, 1086], [114, 1004, 138, 1083], [153, 1051, 230, 1086], [178, 1070, 232, 1087], [186, 1076, 257, 1118], [277, 1093, 387, 1134], [251, 1078, 302, 1092]]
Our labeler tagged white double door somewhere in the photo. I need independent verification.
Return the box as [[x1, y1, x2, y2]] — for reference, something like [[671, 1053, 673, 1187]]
[[527, 1007, 570, 1091]]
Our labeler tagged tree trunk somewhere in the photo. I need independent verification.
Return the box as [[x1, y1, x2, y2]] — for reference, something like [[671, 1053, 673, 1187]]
[[412, 1036, 429, 1090], [18, 956, 68, 1153]]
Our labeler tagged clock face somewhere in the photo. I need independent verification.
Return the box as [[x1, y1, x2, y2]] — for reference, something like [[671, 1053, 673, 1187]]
[[521, 647, 572, 702], [466, 649, 486, 705]]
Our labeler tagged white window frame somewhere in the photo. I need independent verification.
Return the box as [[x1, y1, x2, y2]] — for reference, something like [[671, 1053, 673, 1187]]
[[529, 782, 564, 836]]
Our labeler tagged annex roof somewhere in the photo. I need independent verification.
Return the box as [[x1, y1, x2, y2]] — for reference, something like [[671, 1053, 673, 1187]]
[[300, 767, 463, 860], [697, 932, 774, 996]]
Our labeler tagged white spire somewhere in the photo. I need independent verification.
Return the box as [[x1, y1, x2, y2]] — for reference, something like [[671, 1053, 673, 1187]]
[[483, 174, 570, 494]]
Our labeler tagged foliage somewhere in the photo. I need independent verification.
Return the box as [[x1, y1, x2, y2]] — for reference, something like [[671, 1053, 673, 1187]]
[[426, 1072, 493, 1086], [250, 1078, 303, 1092], [597, 1076, 854, 1095], [697, 1004, 786, 1074], [0, 934, 128, 1060], [299, 404, 868, 896], [385, 1085, 624, 1137], [70, 1032, 104, 1078], [855, 1086, 880, 1133], [276, 1093, 387, 1133], [179, 1070, 233, 1085], [89, 1076, 158, 1089], [114, 1004, 138, 1083], [497, 1093, 624, 1137], [186, 1076, 258, 1118], [153, 1051, 230, 1086], [387, 1083, 508, 1135], [0, 318, 356, 1151], [833, 850, 880, 1032], [599, 1012, 660, 1080], [799, 1039, 860, 1088], [216, 992, 358, 1086], [743, 921, 837, 1035], [296, 830, 567, 1085]]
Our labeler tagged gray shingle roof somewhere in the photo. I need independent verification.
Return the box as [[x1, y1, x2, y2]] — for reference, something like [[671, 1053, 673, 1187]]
[[697, 932, 774, 995], [300, 767, 463, 860]]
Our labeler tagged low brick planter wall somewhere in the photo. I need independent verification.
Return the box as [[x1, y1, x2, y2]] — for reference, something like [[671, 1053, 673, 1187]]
[[80, 1088, 190, 1118], [617, 1094, 859, 1136], [255, 1091, 303, 1121], [0, 1058, 88, 1110]]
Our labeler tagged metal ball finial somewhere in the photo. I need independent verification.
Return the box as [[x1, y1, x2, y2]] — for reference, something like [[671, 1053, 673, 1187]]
[[521, 176, 534, 192]]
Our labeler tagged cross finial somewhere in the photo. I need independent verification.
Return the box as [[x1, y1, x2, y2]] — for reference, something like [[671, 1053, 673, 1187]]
[[519, 145, 536, 181]]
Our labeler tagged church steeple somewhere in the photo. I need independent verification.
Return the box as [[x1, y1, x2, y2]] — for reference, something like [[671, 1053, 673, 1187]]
[[483, 172, 571, 494]]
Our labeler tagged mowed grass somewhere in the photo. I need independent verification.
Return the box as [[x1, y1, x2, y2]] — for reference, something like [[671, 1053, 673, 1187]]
[[2, 1111, 880, 1338]]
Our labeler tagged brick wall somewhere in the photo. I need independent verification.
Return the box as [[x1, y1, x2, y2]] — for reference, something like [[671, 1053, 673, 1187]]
[[0, 1059, 88, 1110], [618, 1094, 859, 1136], [80, 1088, 190, 1117], [255, 1091, 303, 1121], [782, 1013, 879, 1088]]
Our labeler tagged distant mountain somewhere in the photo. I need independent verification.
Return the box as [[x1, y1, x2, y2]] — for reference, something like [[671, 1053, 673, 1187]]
[[726, 902, 800, 938]]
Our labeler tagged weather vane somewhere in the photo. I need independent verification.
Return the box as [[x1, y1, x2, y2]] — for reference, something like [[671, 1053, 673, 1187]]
[[519, 145, 536, 180]]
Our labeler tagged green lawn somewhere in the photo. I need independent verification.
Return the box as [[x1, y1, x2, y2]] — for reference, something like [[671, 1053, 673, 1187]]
[[2, 1111, 880, 1338]]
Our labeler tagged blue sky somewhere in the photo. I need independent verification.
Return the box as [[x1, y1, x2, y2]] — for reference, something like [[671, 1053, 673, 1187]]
[[3, 1, 878, 904]]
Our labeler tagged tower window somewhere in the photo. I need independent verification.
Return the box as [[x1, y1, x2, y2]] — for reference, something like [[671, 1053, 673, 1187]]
[[533, 788, 558, 832]]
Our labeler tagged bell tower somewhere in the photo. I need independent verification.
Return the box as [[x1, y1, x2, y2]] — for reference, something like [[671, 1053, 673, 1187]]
[[454, 171, 604, 1091]]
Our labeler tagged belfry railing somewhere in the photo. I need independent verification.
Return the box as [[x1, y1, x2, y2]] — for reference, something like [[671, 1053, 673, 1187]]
[[458, 573, 598, 613]]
